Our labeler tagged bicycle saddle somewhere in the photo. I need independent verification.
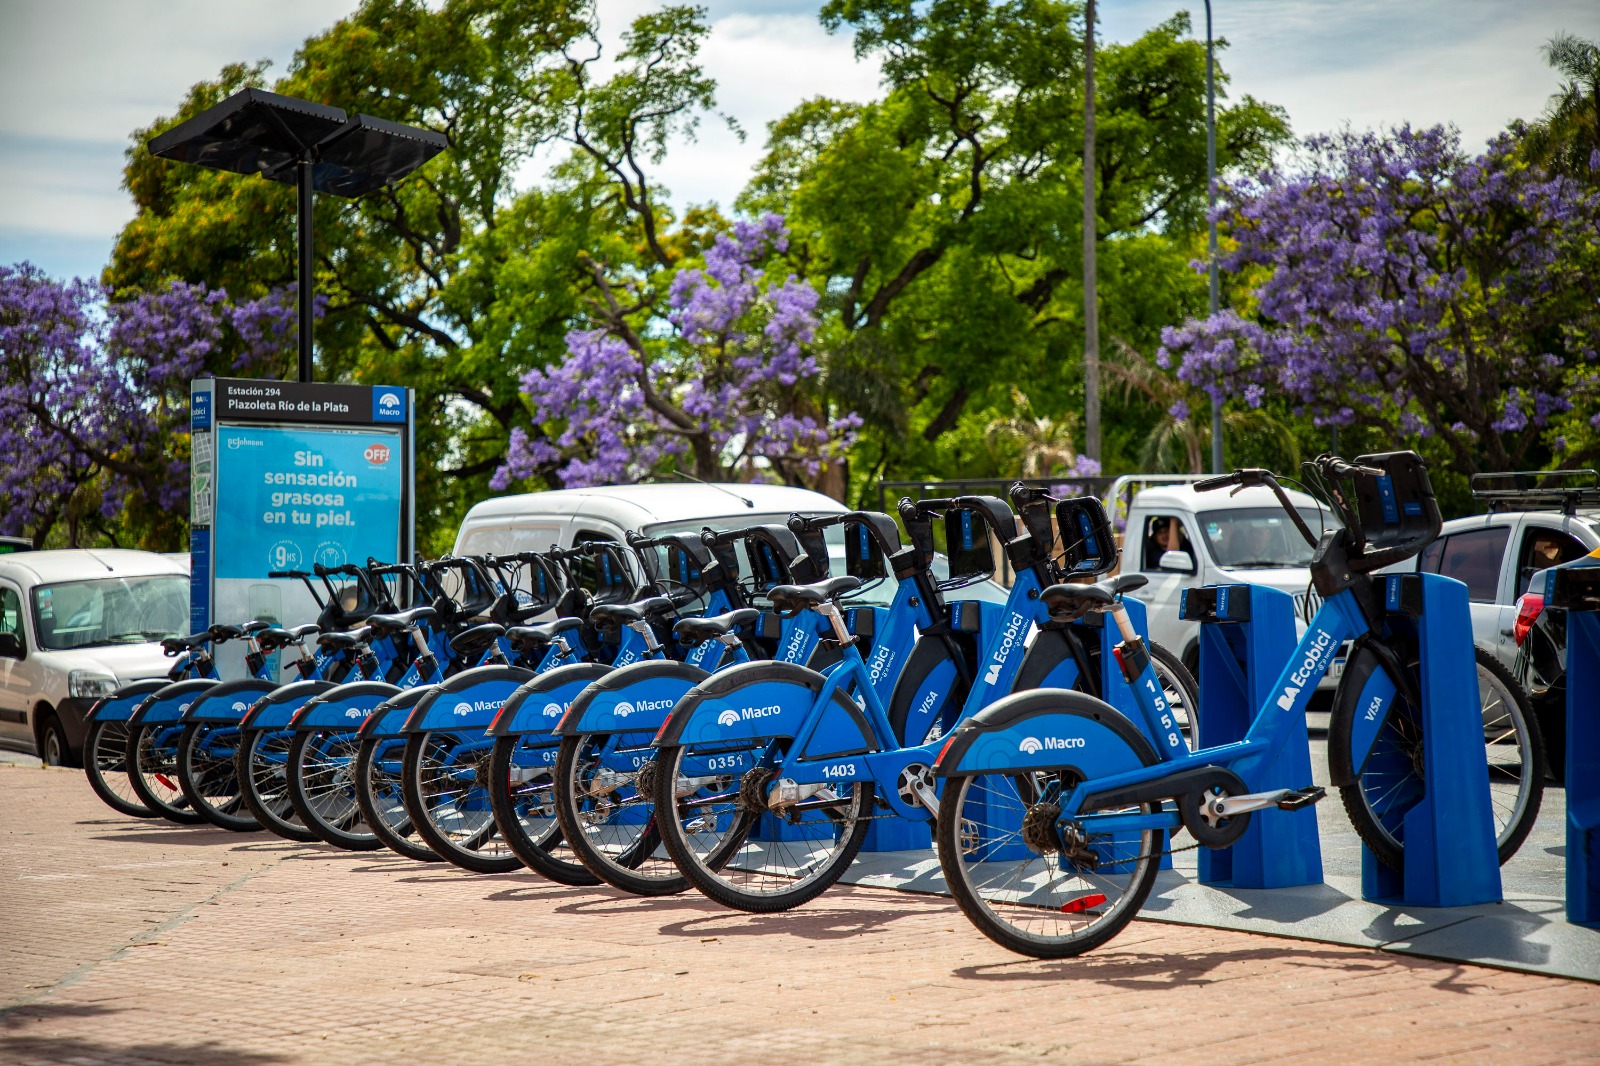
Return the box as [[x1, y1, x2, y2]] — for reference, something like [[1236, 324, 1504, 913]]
[[450, 622, 505, 656], [208, 624, 244, 641], [161, 632, 212, 654], [366, 606, 437, 633], [506, 617, 583, 648], [255, 624, 320, 651], [590, 596, 675, 627], [1041, 574, 1148, 614], [240, 619, 273, 635], [318, 626, 372, 650], [673, 608, 760, 646], [766, 576, 863, 614]]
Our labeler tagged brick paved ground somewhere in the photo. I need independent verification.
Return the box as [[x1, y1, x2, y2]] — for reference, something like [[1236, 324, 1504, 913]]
[[3, 764, 1597, 1066]]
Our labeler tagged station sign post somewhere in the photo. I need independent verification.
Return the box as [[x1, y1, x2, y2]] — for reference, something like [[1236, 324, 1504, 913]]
[[190, 377, 414, 678]]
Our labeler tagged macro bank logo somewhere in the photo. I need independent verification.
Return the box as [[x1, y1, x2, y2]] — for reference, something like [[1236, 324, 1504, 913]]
[[716, 709, 742, 727], [372, 387, 406, 423], [1018, 735, 1085, 754], [542, 702, 565, 719]]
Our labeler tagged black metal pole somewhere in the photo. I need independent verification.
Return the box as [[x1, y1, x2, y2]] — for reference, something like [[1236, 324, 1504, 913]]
[[297, 159, 314, 383]]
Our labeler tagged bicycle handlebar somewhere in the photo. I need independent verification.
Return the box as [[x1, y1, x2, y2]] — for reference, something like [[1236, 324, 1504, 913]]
[[1195, 467, 1321, 549]]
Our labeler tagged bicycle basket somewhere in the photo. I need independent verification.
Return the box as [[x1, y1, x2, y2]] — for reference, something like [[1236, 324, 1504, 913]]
[[1341, 451, 1442, 573], [1054, 496, 1118, 577], [941, 502, 1006, 585], [843, 512, 902, 582], [744, 524, 816, 593]]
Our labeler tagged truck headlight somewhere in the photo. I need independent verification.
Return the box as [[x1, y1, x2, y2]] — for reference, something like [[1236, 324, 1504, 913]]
[[69, 670, 120, 699]]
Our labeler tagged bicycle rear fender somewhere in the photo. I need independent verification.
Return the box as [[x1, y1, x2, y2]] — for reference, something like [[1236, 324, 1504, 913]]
[[554, 661, 710, 737], [181, 679, 279, 724], [654, 661, 872, 754], [489, 663, 611, 736], [355, 686, 432, 740], [128, 679, 220, 726], [290, 681, 403, 729], [400, 664, 535, 733], [86, 680, 168, 723], [239, 680, 338, 731], [933, 689, 1157, 778]]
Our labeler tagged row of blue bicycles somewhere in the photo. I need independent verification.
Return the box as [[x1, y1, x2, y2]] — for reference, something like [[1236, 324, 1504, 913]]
[[81, 451, 1543, 957]]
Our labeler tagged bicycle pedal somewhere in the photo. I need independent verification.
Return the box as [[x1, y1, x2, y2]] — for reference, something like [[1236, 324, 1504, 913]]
[[1276, 786, 1326, 811]]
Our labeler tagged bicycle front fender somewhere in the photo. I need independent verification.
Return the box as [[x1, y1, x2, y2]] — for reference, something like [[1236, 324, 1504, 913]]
[[933, 689, 1158, 779], [1326, 644, 1402, 788], [553, 661, 710, 737]]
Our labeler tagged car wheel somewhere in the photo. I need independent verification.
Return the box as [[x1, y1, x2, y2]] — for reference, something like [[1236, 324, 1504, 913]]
[[40, 712, 77, 768]]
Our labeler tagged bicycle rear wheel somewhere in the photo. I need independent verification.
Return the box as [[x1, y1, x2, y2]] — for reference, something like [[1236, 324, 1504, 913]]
[[85, 719, 155, 818], [653, 730, 873, 912], [177, 723, 260, 832], [126, 722, 206, 825], [552, 731, 685, 895], [935, 769, 1162, 958], [288, 729, 381, 850], [1332, 644, 1543, 867], [401, 731, 523, 873], [355, 737, 439, 862], [235, 728, 320, 843], [489, 735, 598, 885]]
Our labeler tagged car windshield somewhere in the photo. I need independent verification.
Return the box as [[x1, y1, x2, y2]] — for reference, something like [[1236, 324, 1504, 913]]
[[31, 575, 189, 650], [1198, 507, 1337, 570]]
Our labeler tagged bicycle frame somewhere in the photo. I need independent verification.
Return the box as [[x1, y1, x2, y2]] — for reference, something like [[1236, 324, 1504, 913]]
[[1061, 584, 1370, 835]]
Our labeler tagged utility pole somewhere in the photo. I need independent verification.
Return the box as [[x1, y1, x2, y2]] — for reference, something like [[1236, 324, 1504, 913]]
[[1083, 0, 1100, 463], [1206, 0, 1224, 474]]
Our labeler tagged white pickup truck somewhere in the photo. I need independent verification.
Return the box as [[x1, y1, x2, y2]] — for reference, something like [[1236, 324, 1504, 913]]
[[1116, 478, 1338, 685]]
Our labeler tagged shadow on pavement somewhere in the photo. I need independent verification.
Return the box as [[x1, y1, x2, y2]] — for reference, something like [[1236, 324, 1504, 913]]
[[655, 904, 936, 942]]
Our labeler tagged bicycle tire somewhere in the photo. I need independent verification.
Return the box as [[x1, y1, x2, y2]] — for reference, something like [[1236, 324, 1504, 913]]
[[84, 719, 156, 818], [287, 728, 383, 850], [934, 690, 1164, 959], [1330, 643, 1544, 868], [552, 731, 685, 896], [125, 722, 206, 825], [177, 722, 261, 832], [234, 728, 320, 843], [355, 736, 440, 863], [488, 734, 598, 885], [401, 731, 523, 873], [653, 723, 874, 913]]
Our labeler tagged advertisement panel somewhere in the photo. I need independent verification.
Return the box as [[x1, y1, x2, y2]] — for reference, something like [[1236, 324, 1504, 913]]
[[191, 378, 414, 680]]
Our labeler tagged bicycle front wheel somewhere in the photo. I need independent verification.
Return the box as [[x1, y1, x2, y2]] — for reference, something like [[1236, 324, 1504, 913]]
[[1331, 644, 1544, 867]]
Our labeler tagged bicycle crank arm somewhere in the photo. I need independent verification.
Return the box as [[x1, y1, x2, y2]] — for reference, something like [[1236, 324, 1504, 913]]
[[1209, 785, 1325, 819]]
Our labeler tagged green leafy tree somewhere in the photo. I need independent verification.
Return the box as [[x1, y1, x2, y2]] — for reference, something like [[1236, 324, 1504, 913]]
[[1524, 32, 1600, 184]]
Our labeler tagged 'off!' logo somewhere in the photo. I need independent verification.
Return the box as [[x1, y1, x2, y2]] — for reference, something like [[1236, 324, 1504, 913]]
[[365, 443, 391, 466]]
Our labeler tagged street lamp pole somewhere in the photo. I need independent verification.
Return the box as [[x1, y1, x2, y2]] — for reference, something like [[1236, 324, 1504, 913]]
[[1206, 0, 1224, 474]]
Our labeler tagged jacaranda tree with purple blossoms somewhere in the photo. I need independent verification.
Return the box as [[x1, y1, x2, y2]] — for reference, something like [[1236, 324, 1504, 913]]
[[493, 215, 859, 489], [0, 263, 296, 547], [1160, 125, 1600, 473]]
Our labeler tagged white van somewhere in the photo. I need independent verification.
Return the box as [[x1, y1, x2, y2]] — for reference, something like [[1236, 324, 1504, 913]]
[[0, 550, 190, 765], [1119, 481, 1340, 683]]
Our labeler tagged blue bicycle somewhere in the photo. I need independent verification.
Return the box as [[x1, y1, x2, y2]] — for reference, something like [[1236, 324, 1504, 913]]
[[930, 452, 1542, 957]]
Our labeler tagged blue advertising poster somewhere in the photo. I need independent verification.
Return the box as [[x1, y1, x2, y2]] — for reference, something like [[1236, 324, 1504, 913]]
[[214, 424, 405, 579]]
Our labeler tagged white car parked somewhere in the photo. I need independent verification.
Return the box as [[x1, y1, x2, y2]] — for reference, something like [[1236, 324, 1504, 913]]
[[0, 550, 190, 765], [1116, 480, 1339, 683]]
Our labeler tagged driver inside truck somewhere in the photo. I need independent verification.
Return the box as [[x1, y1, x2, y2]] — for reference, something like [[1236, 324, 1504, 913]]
[[1143, 516, 1194, 570]]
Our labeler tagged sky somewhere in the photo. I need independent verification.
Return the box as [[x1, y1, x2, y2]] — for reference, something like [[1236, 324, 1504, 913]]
[[1, 0, 1596, 283]]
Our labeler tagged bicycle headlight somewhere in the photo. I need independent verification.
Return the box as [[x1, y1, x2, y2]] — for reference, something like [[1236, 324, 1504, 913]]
[[69, 669, 120, 700]]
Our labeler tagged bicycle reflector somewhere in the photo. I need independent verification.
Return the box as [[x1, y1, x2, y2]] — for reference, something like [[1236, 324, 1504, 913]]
[[1060, 893, 1107, 914]]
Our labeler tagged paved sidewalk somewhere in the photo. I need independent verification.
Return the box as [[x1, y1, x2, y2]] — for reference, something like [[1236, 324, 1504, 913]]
[[3, 765, 1597, 1066]]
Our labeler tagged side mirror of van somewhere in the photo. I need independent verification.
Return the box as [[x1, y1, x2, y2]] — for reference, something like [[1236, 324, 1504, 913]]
[[1158, 550, 1196, 575], [0, 632, 24, 660]]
